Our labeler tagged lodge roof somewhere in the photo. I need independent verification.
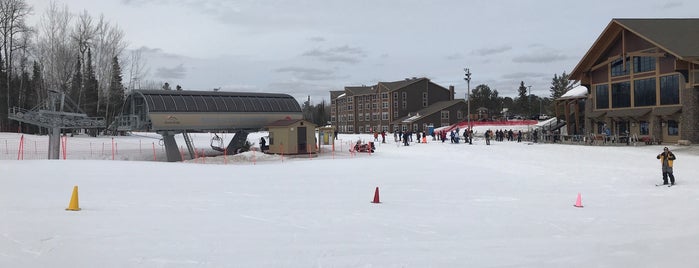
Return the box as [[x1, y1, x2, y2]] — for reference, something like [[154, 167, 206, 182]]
[[570, 18, 699, 79]]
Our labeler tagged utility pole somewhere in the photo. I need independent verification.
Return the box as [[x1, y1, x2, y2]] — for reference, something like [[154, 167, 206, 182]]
[[527, 85, 532, 119], [464, 68, 472, 129]]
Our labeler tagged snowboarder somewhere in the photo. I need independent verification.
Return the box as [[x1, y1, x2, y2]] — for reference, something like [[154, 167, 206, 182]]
[[656, 147, 677, 185]]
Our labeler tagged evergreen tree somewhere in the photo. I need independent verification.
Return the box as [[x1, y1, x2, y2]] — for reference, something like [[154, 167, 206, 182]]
[[550, 72, 578, 99], [83, 48, 99, 117], [29, 61, 43, 109], [162, 82, 171, 90], [107, 56, 125, 125], [69, 56, 82, 106], [515, 81, 529, 115]]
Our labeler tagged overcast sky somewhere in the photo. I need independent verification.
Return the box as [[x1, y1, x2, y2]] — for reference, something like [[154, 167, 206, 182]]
[[27, 0, 699, 103]]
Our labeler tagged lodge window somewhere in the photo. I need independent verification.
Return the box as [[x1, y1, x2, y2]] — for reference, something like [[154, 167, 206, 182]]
[[667, 120, 678, 136], [394, 111, 398, 118], [358, 113, 363, 121], [382, 102, 388, 109], [633, 78, 656, 107], [660, 74, 680, 105], [348, 115, 354, 121], [633, 56, 655, 73], [595, 84, 609, 109], [422, 92, 428, 107], [402, 92, 407, 100], [381, 93, 388, 99], [611, 82, 631, 108], [639, 121, 649, 135], [402, 101, 407, 109], [382, 112, 388, 120], [610, 58, 630, 77]]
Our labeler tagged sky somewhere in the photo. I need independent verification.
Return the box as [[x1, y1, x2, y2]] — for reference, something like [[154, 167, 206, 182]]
[[2, 130, 699, 267], [25, 0, 699, 104]]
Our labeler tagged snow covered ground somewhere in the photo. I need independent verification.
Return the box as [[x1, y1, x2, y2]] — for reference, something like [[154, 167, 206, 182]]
[[1, 131, 698, 267]]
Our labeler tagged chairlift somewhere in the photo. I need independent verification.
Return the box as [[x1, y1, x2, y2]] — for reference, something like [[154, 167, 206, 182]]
[[210, 133, 225, 152]]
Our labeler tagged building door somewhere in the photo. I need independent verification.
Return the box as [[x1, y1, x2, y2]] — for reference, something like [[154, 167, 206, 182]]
[[297, 127, 307, 153]]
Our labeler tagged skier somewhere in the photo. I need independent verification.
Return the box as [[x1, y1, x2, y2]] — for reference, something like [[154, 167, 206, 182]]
[[656, 147, 677, 185]]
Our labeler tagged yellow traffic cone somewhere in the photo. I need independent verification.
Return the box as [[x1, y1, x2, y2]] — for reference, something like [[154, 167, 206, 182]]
[[66, 186, 81, 211]]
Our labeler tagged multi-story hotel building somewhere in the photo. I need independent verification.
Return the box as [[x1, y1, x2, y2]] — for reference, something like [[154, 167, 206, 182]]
[[330, 77, 467, 133]]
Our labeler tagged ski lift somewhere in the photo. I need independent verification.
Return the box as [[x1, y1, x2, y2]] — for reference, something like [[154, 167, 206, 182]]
[[210, 133, 225, 152]]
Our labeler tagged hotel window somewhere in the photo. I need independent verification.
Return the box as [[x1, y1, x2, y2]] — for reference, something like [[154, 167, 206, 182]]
[[667, 120, 679, 136], [441, 110, 449, 119], [348, 114, 354, 121], [372, 103, 377, 110], [358, 113, 363, 121], [348, 125, 354, 132], [393, 92, 398, 100], [381, 93, 388, 99], [595, 84, 609, 109], [382, 112, 389, 120], [611, 81, 631, 108], [639, 121, 649, 135], [382, 126, 389, 132], [359, 126, 364, 133], [394, 111, 398, 118], [422, 92, 428, 107], [402, 101, 407, 109], [633, 56, 655, 73], [611, 58, 630, 77], [660, 74, 680, 105], [365, 125, 371, 132], [348, 105, 353, 111], [633, 78, 656, 107], [372, 114, 378, 121], [365, 114, 370, 121], [402, 92, 407, 100], [382, 101, 388, 109]]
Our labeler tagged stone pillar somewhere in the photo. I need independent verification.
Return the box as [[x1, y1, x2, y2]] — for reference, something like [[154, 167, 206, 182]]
[[680, 86, 699, 143]]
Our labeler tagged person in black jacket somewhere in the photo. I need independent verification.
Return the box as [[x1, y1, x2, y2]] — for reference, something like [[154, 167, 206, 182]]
[[657, 147, 677, 185]]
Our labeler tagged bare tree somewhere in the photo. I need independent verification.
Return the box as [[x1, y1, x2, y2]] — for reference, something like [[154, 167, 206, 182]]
[[91, 14, 126, 118], [126, 47, 149, 92], [36, 2, 74, 94], [69, 10, 96, 106], [0, 0, 32, 127]]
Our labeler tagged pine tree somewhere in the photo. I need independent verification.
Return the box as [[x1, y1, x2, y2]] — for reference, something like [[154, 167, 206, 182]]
[[549, 72, 578, 99], [107, 56, 125, 125], [515, 81, 529, 115], [69, 57, 82, 106], [83, 48, 99, 117]]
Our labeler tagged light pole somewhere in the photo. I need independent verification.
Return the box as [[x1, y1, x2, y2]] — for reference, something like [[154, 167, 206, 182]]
[[527, 85, 532, 119], [464, 68, 471, 129]]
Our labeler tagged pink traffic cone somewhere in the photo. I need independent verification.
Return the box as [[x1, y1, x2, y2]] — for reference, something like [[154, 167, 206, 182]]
[[372, 187, 381, 204], [574, 193, 583, 208]]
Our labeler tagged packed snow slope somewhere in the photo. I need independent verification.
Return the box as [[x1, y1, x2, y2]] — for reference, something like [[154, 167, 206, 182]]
[[1, 132, 698, 267]]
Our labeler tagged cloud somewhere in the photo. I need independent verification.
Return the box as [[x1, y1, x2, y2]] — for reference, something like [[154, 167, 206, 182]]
[[501, 72, 549, 80], [302, 45, 367, 64], [275, 67, 345, 81], [131, 46, 188, 59], [512, 48, 569, 63], [471, 45, 512, 56], [660, 2, 682, 8], [308, 37, 326, 42], [155, 63, 187, 79], [445, 53, 463, 60]]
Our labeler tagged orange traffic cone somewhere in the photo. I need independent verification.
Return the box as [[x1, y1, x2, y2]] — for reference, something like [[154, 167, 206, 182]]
[[66, 186, 81, 211], [573, 193, 583, 208], [372, 187, 381, 204]]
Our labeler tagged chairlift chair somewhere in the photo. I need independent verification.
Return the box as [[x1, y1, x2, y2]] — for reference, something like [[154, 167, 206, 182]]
[[210, 133, 225, 152]]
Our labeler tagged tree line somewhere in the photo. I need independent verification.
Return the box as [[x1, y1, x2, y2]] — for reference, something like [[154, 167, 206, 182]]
[[0, 1, 147, 134], [467, 71, 578, 119]]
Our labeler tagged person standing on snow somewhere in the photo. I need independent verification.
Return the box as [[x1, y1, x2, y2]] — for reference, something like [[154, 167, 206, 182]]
[[657, 147, 677, 185]]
